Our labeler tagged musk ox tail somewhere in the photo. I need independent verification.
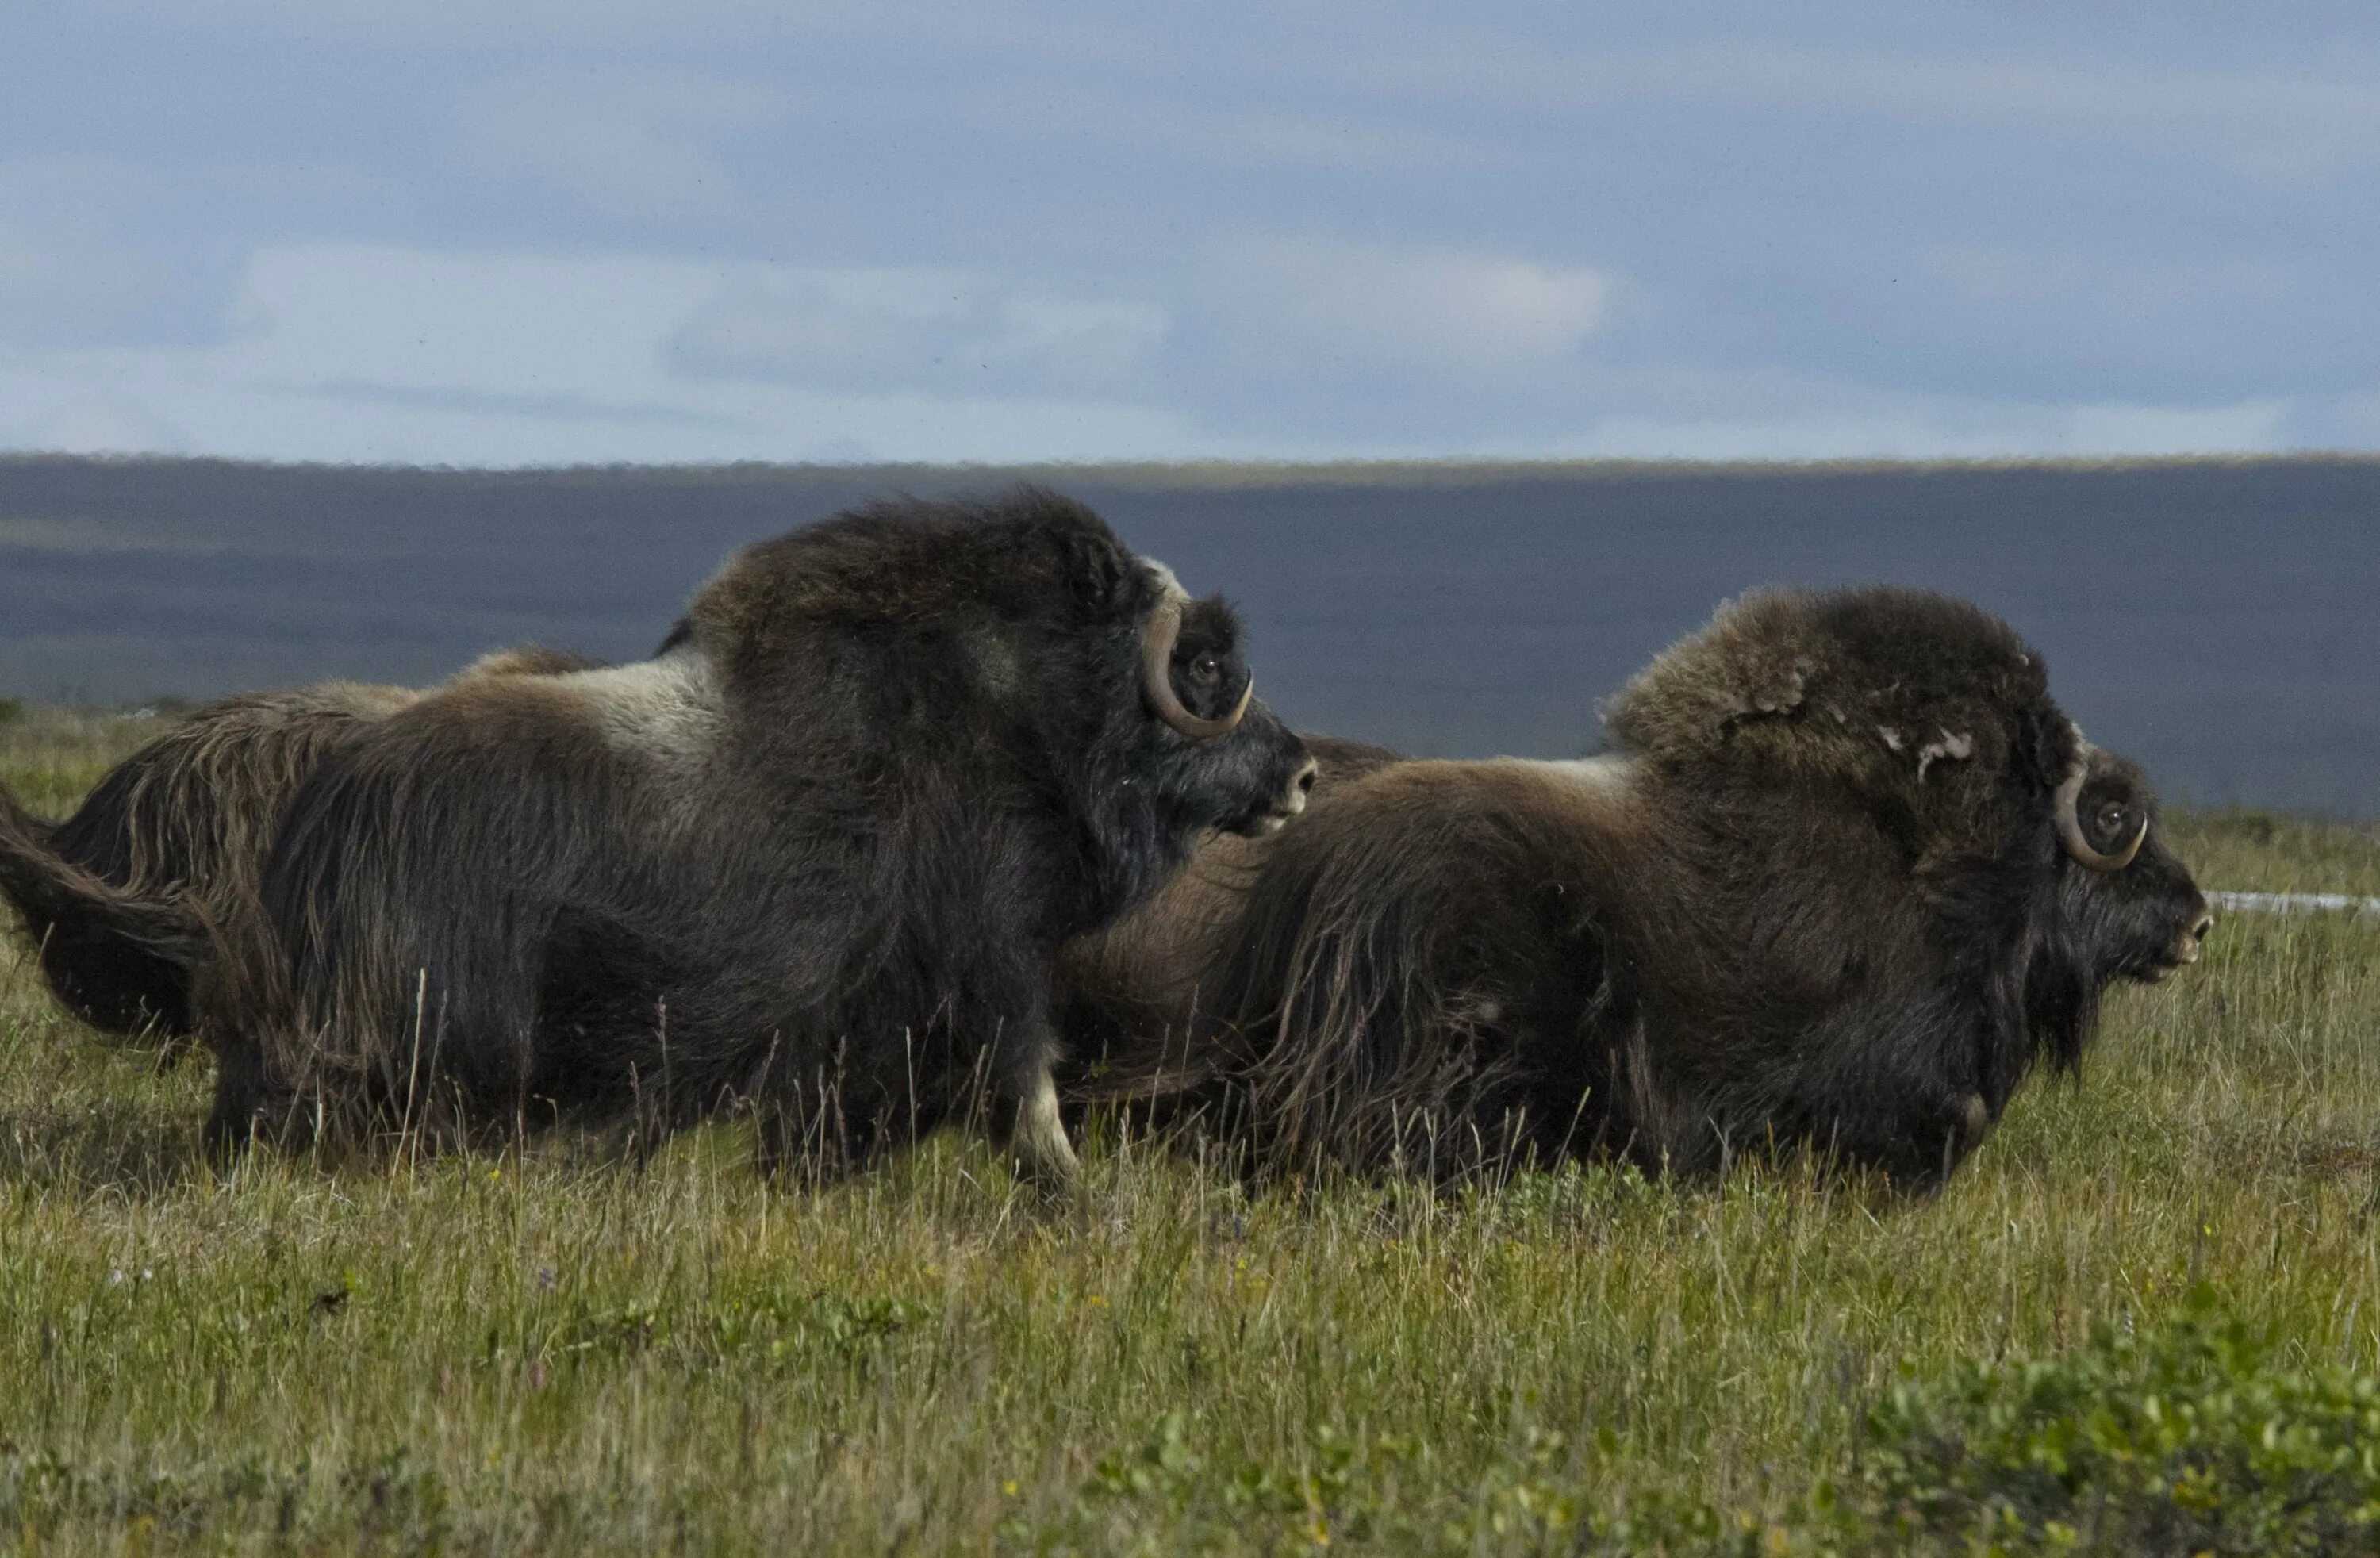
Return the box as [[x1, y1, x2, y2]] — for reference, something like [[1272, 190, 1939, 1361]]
[[0, 778, 216, 1022], [17, 684, 421, 1044]]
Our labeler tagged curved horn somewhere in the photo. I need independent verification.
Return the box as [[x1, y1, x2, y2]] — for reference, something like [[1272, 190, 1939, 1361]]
[[2053, 743, 2146, 873], [1139, 594, 1251, 740]]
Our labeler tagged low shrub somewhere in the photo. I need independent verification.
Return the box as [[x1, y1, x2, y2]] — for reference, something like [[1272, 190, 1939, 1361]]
[[1853, 1287, 2380, 1555]]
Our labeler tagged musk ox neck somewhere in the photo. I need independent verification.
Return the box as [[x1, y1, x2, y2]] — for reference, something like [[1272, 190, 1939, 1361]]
[[1044, 772, 1196, 945]]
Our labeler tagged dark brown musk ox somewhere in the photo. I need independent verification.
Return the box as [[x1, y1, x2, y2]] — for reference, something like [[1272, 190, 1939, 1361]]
[[0, 647, 597, 1048], [1054, 734, 1401, 1079], [1062, 585, 2213, 1190], [1, 488, 1315, 1188]]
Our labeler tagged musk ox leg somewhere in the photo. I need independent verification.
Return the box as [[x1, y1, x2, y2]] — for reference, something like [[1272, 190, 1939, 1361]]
[[202, 1039, 273, 1161], [986, 1022, 1081, 1193], [1004, 1064, 1081, 1192]]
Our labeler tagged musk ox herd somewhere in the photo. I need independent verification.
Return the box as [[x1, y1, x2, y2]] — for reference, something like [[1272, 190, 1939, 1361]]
[[0, 486, 2213, 1194]]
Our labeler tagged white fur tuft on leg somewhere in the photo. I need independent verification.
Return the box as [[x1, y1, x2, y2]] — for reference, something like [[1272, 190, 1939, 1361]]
[[1004, 1065, 1081, 1193]]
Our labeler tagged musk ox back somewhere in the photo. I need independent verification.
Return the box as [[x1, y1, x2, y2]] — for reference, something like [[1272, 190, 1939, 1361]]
[[1143, 586, 2209, 1189], [0, 647, 598, 1047], [205, 488, 1312, 1187]]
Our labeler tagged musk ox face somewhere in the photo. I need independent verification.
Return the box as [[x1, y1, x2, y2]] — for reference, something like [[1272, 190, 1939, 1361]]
[[2057, 750, 2213, 986], [1133, 593, 1315, 841]]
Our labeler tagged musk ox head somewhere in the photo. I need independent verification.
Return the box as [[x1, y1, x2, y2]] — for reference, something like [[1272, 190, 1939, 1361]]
[[2021, 742, 2213, 1080], [685, 485, 1313, 898], [1129, 571, 1316, 841], [2058, 744, 2212, 980]]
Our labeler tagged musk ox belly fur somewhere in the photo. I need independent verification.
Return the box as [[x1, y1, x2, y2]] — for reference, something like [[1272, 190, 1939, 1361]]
[[205, 488, 1314, 1185], [1091, 586, 2212, 1189]]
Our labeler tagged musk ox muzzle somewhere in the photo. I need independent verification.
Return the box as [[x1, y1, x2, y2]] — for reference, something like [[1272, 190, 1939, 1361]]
[[1246, 755, 1319, 835], [2152, 905, 2216, 978]]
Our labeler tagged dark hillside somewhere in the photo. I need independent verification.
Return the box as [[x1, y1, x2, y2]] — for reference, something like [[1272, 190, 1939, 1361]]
[[4, 455, 2376, 812]]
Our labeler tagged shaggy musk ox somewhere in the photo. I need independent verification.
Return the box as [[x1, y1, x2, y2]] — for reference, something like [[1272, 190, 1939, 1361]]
[[0, 647, 596, 1047], [1055, 734, 1401, 1073], [167, 489, 1311, 1184], [1074, 586, 2211, 1189]]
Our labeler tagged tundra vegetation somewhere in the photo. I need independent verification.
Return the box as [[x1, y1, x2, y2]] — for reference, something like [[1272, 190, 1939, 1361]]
[[3, 709, 2380, 1555]]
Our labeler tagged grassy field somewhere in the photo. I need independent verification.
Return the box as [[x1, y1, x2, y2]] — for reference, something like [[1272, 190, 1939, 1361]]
[[4, 713, 2380, 1554]]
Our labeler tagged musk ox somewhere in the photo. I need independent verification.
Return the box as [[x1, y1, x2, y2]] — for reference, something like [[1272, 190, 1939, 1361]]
[[64, 488, 1312, 1186], [1071, 586, 2212, 1189], [0, 647, 599, 1047], [1054, 734, 1400, 1077]]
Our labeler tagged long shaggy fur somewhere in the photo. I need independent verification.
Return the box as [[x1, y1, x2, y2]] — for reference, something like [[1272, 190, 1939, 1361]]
[[0, 787, 217, 1015], [1055, 735, 1399, 1091], [0, 647, 597, 1045], [205, 488, 1311, 1182], [1088, 587, 2210, 1189]]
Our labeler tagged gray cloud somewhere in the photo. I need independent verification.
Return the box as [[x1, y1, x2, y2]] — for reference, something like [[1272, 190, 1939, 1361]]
[[1196, 233, 1617, 384], [460, 74, 779, 221], [1343, 39, 2380, 186], [665, 268, 1167, 393], [3, 2, 2376, 462], [0, 159, 187, 347]]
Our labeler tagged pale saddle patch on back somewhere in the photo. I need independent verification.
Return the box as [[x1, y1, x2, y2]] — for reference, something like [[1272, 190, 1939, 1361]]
[[1518, 755, 1637, 804], [558, 647, 726, 777]]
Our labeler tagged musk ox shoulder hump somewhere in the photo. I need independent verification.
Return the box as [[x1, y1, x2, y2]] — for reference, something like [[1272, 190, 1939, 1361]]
[[685, 488, 1140, 665], [1601, 585, 2063, 782]]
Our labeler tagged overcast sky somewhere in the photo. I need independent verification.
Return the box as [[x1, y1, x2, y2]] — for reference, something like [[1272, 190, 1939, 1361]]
[[3, 2, 2376, 465]]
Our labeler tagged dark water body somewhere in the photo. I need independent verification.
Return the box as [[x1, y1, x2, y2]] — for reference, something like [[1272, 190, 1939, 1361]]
[[3, 455, 2377, 816]]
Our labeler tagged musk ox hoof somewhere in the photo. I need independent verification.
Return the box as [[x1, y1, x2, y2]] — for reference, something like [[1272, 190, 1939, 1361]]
[[1001, 1069, 1084, 1196]]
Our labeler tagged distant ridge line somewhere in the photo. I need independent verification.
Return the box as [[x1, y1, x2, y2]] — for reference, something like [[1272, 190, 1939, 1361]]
[[2, 450, 2378, 487]]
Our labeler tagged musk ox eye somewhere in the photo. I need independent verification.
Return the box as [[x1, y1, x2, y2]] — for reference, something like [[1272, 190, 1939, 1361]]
[[1189, 654, 1222, 685], [2096, 802, 2130, 841]]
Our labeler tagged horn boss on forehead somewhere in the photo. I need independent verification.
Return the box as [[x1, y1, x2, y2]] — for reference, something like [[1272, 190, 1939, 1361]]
[[2055, 727, 2147, 873], [1138, 567, 1251, 740]]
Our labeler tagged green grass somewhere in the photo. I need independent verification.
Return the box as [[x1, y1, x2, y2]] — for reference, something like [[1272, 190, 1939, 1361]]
[[4, 725, 2380, 1554], [0, 709, 162, 819]]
